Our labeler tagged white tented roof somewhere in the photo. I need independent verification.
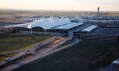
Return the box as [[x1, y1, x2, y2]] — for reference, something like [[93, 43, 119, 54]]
[[82, 25, 97, 33], [27, 18, 71, 30], [3, 18, 71, 30], [56, 22, 83, 30]]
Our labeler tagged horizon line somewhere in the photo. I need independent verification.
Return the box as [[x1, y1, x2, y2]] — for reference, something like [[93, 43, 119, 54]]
[[0, 8, 119, 12]]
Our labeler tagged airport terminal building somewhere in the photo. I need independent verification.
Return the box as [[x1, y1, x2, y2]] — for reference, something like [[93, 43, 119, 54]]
[[1, 16, 119, 41]]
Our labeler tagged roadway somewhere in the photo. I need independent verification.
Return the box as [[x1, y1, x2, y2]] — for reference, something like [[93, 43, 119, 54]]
[[0, 37, 57, 68], [0, 37, 57, 55], [0, 35, 79, 71], [0, 25, 84, 71]]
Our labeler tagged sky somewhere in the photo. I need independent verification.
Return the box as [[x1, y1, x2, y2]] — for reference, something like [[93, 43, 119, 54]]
[[0, 0, 119, 11]]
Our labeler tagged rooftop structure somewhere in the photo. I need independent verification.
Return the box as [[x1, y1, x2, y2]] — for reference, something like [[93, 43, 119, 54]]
[[4, 23, 30, 28], [56, 23, 83, 30], [3, 17, 84, 31], [27, 18, 71, 30], [90, 27, 119, 36], [81, 25, 97, 33]]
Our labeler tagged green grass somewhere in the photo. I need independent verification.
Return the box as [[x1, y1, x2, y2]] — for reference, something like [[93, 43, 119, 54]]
[[14, 40, 118, 71], [0, 34, 52, 53]]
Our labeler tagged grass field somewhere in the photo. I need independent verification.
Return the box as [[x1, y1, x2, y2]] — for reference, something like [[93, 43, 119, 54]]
[[14, 40, 119, 71], [0, 34, 52, 53], [0, 34, 52, 62]]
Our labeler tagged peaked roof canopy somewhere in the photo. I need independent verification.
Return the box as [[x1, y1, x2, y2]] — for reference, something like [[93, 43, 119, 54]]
[[27, 18, 71, 30]]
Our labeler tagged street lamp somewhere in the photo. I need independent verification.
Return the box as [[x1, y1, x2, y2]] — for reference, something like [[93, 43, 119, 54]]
[[31, 28, 32, 35]]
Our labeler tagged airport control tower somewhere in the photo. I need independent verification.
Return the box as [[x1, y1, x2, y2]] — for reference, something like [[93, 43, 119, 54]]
[[97, 7, 100, 16]]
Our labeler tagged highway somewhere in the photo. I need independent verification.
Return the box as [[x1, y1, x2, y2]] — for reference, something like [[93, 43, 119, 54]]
[[0, 25, 83, 71], [0, 37, 57, 55], [0, 37, 79, 71], [0, 37, 57, 69]]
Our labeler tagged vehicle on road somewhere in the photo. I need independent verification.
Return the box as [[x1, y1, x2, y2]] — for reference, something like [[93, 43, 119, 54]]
[[5, 58, 12, 63], [112, 60, 119, 66]]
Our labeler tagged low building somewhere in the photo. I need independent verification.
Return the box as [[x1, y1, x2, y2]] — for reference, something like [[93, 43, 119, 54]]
[[73, 26, 119, 41]]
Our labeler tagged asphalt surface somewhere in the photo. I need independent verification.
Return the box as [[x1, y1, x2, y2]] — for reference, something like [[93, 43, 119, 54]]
[[104, 64, 119, 71], [0, 36, 76, 71], [0, 25, 83, 71]]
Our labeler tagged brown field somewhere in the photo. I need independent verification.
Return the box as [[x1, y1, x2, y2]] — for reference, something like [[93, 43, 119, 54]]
[[0, 9, 119, 18]]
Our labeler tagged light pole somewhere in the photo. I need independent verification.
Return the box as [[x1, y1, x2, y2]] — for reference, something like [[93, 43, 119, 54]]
[[31, 28, 32, 35]]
